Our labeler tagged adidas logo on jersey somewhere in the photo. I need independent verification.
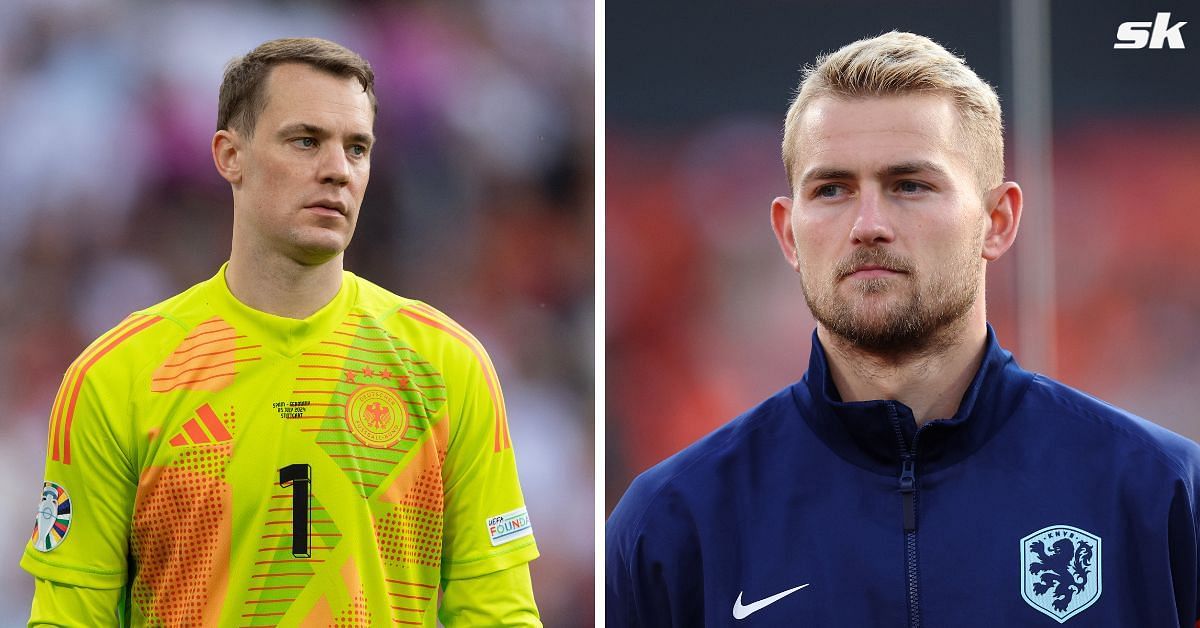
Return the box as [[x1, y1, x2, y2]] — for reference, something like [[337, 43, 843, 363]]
[[167, 403, 234, 446]]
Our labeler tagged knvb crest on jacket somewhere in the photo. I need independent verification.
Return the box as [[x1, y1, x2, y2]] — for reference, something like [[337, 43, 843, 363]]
[[1021, 525, 1102, 623]]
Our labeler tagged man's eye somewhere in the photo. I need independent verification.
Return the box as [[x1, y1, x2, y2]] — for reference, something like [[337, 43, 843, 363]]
[[293, 137, 317, 148], [349, 144, 367, 157], [897, 180, 928, 194], [815, 184, 843, 198]]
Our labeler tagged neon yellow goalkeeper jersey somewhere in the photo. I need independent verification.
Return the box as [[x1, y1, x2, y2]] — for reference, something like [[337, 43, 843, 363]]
[[21, 265, 538, 626]]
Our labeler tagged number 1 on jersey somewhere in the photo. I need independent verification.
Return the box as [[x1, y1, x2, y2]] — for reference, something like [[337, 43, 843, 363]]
[[278, 464, 312, 558]]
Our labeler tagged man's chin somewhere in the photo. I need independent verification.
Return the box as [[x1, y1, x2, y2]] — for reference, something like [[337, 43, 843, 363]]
[[288, 235, 351, 266], [843, 275, 905, 295], [820, 304, 971, 357], [840, 292, 909, 321], [814, 299, 927, 353], [826, 322, 925, 355]]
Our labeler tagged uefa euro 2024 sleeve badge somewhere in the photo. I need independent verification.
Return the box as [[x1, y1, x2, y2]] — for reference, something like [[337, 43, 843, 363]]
[[1020, 525, 1101, 623], [31, 481, 72, 552]]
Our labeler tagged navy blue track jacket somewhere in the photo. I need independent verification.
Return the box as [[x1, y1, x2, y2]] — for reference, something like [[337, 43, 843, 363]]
[[606, 326, 1200, 626]]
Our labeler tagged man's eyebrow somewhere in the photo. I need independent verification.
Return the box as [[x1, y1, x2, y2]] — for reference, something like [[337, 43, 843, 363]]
[[277, 122, 325, 138], [276, 123, 374, 146], [798, 167, 856, 187], [877, 160, 949, 179], [347, 132, 374, 146], [798, 160, 951, 188]]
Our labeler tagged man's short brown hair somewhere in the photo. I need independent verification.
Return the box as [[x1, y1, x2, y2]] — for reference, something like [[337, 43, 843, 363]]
[[217, 37, 376, 136], [782, 31, 1003, 193]]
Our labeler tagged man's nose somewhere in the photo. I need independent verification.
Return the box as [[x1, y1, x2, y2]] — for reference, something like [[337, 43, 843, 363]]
[[848, 188, 895, 245], [318, 146, 351, 186]]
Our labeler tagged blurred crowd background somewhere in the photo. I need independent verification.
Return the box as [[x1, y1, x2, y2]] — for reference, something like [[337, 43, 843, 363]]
[[0, 0, 594, 625], [607, 0, 1200, 511]]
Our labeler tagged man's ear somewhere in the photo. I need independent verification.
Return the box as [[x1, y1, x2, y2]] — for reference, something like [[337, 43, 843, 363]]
[[771, 196, 801, 271], [981, 181, 1022, 261], [212, 129, 243, 185]]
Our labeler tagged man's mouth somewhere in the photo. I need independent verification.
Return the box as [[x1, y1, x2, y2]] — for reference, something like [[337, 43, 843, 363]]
[[845, 264, 906, 279], [304, 200, 346, 216]]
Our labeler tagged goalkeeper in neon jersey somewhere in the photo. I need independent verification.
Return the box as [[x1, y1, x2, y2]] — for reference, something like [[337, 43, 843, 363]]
[[21, 37, 540, 627]]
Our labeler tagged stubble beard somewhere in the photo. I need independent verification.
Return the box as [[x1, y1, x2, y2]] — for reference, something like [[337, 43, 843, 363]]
[[800, 245, 982, 358], [283, 212, 357, 266]]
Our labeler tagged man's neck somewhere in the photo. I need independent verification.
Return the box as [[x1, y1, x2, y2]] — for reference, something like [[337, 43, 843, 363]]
[[819, 318, 988, 426], [226, 247, 344, 320]]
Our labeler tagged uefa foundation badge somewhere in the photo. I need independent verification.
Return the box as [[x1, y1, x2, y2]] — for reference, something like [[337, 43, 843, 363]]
[[31, 481, 72, 552], [486, 507, 533, 546], [1020, 525, 1101, 623]]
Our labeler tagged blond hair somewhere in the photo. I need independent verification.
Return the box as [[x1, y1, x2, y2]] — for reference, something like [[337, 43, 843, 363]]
[[782, 31, 1003, 192]]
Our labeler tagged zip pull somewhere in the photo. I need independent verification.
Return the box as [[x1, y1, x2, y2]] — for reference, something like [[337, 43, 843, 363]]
[[898, 459, 917, 532]]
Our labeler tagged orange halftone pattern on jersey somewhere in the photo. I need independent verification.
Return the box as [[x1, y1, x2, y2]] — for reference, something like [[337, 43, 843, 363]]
[[151, 316, 262, 392], [378, 415, 448, 509], [49, 313, 163, 464], [130, 461, 231, 626], [298, 559, 385, 627], [399, 466, 444, 512], [330, 558, 372, 627], [174, 440, 233, 479], [376, 417, 448, 570], [335, 590, 372, 627], [376, 505, 443, 568]]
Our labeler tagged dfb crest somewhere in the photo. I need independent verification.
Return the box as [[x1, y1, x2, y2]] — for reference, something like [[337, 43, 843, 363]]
[[1020, 525, 1102, 623]]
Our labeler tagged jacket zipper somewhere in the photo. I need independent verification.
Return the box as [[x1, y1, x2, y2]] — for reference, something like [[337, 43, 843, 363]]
[[899, 454, 919, 628], [889, 403, 921, 628]]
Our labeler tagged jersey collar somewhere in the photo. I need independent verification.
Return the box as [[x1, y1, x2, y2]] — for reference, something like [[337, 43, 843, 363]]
[[793, 324, 1035, 475], [202, 262, 358, 357]]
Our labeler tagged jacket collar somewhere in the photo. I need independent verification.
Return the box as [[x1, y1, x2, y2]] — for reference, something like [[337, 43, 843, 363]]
[[793, 324, 1035, 475]]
